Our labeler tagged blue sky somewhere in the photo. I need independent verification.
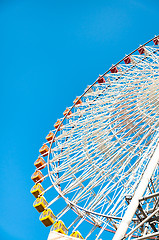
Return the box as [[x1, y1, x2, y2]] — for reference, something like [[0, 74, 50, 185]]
[[1, 0, 159, 239]]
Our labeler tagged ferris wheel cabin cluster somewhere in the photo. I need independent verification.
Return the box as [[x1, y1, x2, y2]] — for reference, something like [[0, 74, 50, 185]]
[[31, 131, 84, 239], [30, 36, 159, 240]]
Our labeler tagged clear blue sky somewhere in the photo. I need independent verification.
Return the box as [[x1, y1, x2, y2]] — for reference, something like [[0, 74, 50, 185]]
[[1, 0, 159, 239]]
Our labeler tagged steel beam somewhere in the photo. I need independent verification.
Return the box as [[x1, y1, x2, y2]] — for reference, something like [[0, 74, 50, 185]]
[[112, 140, 159, 240]]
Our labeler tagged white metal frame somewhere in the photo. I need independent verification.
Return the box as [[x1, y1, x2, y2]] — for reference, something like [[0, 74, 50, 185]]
[[33, 36, 159, 239]]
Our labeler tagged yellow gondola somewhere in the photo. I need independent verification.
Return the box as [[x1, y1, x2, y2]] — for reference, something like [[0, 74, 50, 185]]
[[52, 220, 68, 235], [30, 183, 44, 198], [46, 131, 55, 143], [39, 143, 49, 157], [70, 230, 84, 239], [31, 170, 44, 183], [34, 156, 46, 170], [39, 208, 56, 227], [33, 196, 48, 212]]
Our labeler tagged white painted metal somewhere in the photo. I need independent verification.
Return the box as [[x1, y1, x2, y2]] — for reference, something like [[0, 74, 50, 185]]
[[46, 42, 159, 238], [124, 207, 159, 239], [32, 37, 159, 240], [47, 231, 81, 240], [133, 231, 159, 240], [112, 141, 159, 239]]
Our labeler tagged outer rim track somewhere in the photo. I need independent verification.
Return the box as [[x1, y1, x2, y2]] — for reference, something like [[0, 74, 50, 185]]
[[47, 35, 159, 223]]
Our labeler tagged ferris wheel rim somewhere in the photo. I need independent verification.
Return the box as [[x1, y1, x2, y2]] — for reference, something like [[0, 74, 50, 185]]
[[48, 35, 159, 149], [46, 35, 159, 222]]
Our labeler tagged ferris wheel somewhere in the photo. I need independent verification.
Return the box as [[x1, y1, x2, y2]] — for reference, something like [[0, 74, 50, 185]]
[[31, 36, 159, 240]]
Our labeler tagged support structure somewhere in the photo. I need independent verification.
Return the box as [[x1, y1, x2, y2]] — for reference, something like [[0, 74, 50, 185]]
[[113, 140, 159, 240]]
